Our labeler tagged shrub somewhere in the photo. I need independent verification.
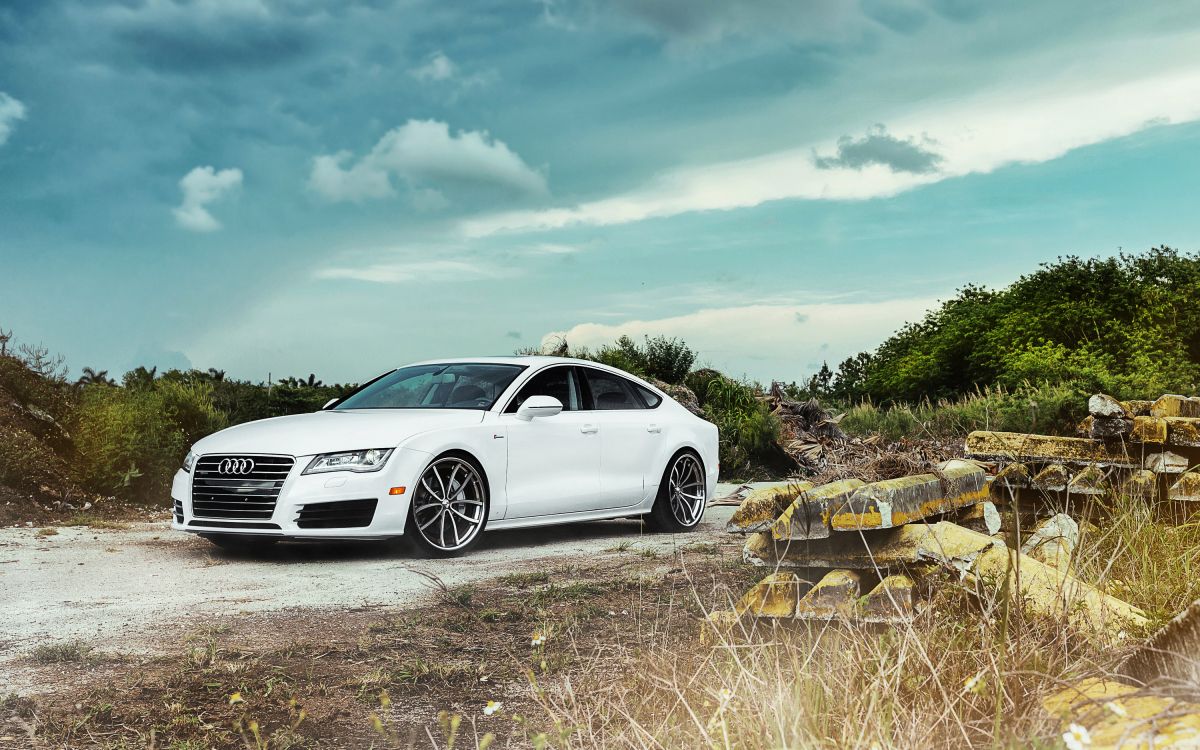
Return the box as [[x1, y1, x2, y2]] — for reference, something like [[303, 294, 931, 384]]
[[690, 373, 780, 476]]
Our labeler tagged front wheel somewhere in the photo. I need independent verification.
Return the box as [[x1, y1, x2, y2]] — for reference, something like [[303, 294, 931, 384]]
[[645, 451, 706, 532], [406, 454, 489, 558]]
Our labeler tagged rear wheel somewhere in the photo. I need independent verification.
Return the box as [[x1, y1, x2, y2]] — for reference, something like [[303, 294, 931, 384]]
[[202, 534, 280, 553], [645, 451, 706, 532], [406, 453, 489, 558]]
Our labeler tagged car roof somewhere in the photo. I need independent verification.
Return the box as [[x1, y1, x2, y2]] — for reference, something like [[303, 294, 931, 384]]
[[405, 355, 602, 368]]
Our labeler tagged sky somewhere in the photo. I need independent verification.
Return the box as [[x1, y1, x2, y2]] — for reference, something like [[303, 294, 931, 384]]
[[3, 1, 1200, 385]]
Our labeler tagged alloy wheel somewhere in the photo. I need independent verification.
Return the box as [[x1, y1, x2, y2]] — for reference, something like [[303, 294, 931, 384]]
[[667, 453, 705, 527], [411, 457, 487, 551]]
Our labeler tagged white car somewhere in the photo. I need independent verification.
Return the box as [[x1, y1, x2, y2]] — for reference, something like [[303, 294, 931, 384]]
[[170, 357, 719, 556]]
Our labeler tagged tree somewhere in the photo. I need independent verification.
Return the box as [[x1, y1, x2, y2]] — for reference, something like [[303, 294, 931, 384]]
[[76, 367, 116, 387]]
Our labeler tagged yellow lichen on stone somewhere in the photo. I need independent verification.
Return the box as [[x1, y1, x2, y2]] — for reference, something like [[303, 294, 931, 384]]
[[1168, 471, 1200, 503], [1067, 464, 1108, 495], [993, 462, 1030, 488], [1167, 418, 1200, 448], [1120, 469, 1158, 499], [1131, 416, 1168, 444], [726, 481, 815, 533], [859, 574, 916, 622], [734, 572, 801, 618], [1032, 463, 1070, 491], [770, 478, 864, 541], [965, 431, 1135, 467], [1044, 678, 1200, 750], [794, 569, 861, 620], [1151, 394, 1200, 419]]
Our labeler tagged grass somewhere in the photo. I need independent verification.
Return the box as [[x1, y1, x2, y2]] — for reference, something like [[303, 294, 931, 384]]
[[35, 527, 58, 537], [839, 383, 1087, 442], [31, 639, 96, 664], [15, 489, 1200, 749], [59, 513, 130, 530]]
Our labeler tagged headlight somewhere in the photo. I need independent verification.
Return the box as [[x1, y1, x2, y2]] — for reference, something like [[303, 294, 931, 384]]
[[303, 448, 394, 475], [182, 451, 198, 473]]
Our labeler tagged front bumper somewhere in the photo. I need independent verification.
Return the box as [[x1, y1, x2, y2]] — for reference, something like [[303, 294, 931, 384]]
[[170, 447, 432, 538]]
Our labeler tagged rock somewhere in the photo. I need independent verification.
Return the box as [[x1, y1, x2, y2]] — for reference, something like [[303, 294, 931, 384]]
[[957, 501, 1002, 536], [1089, 417, 1133, 439], [1021, 513, 1079, 568], [859, 574, 917, 623], [1032, 463, 1070, 492], [1167, 418, 1200, 448], [1130, 416, 1168, 444], [733, 572, 802, 618], [1120, 469, 1158, 499], [793, 569, 861, 620], [965, 431, 1135, 468], [1152, 394, 1200, 419], [1168, 471, 1200, 503], [1090, 394, 1132, 419], [1146, 451, 1189, 475], [1067, 465, 1108, 496]]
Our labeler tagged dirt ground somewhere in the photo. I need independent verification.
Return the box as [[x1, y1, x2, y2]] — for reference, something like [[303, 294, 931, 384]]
[[0, 494, 754, 749]]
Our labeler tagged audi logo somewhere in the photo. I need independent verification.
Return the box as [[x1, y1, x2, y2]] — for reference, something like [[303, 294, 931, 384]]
[[218, 458, 256, 475]]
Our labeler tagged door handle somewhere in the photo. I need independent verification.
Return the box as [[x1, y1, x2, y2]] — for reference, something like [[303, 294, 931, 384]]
[[647, 423, 662, 433], [580, 423, 598, 434]]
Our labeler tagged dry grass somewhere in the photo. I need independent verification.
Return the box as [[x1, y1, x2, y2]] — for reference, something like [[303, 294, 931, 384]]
[[10, 492, 1199, 749]]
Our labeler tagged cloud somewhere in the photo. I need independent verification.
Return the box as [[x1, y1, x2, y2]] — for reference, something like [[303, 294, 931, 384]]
[[0, 92, 26, 145], [506, 330, 522, 340], [103, 0, 314, 71], [410, 51, 456, 82], [308, 119, 547, 203], [314, 258, 509, 284], [814, 124, 943, 174], [542, 297, 939, 382], [173, 166, 243, 232], [463, 63, 1200, 237]]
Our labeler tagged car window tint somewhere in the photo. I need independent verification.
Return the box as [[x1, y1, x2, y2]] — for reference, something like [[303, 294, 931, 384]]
[[583, 369, 643, 410], [636, 384, 662, 408], [505, 367, 580, 412]]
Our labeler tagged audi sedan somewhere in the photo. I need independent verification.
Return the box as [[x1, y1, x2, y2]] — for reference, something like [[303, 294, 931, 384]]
[[170, 357, 719, 556]]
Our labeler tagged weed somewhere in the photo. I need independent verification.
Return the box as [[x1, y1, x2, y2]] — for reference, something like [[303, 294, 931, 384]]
[[60, 514, 129, 530], [31, 639, 96, 664], [500, 571, 551, 587]]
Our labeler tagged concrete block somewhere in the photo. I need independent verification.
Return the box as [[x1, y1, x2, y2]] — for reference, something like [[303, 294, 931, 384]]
[[726, 481, 814, 533], [733, 572, 802, 618], [1151, 394, 1200, 418], [859, 574, 917, 623], [956, 500, 1002, 536], [966, 431, 1136, 468], [1089, 393, 1132, 419], [793, 569, 861, 620], [993, 462, 1030, 489], [1146, 451, 1189, 475], [1067, 464, 1109, 496], [1120, 469, 1158, 499], [1044, 678, 1200, 750], [1167, 418, 1200, 448], [1123, 399, 1154, 416], [1130, 416, 1168, 444], [1021, 513, 1079, 568], [823, 459, 987, 534], [1032, 463, 1070, 492], [1168, 471, 1200, 503], [1089, 416, 1132, 439], [769, 479, 865, 541]]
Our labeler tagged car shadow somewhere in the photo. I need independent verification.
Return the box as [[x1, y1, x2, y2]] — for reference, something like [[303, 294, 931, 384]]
[[201, 517, 661, 563]]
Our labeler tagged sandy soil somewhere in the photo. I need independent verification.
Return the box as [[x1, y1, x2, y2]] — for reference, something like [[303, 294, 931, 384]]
[[0, 488, 742, 695]]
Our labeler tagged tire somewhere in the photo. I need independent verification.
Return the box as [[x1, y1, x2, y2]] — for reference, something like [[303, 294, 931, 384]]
[[203, 534, 280, 553], [405, 452, 490, 558], [645, 450, 706, 532]]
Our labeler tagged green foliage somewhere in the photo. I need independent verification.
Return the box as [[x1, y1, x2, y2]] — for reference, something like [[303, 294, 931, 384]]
[[828, 247, 1200, 404], [839, 382, 1086, 442], [554, 335, 698, 385], [688, 372, 780, 476]]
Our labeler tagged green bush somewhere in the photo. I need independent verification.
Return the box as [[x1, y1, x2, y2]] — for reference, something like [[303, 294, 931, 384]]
[[71, 381, 226, 503], [839, 382, 1087, 442], [688, 372, 780, 477], [567, 335, 698, 385]]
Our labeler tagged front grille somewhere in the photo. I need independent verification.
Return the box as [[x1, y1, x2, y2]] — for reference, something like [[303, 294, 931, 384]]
[[173, 498, 183, 524], [296, 498, 378, 529], [191, 454, 294, 521]]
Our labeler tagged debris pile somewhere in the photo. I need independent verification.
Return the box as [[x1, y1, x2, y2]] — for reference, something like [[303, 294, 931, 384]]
[[967, 393, 1200, 507], [765, 382, 957, 482]]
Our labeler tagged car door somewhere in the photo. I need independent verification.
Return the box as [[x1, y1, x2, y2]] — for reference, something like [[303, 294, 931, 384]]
[[500, 365, 603, 518], [579, 367, 662, 509]]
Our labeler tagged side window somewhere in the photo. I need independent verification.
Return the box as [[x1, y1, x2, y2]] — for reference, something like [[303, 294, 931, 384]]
[[582, 369, 644, 410], [504, 367, 580, 413], [635, 384, 662, 408]]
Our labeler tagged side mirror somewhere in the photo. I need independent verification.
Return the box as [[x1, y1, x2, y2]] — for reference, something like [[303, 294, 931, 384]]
[[516, 395, 563, 421], [322, 398, 340, 410]]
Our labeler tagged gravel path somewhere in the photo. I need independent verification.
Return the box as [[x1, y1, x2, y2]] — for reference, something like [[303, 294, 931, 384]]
[[0, 489, 743, 694]]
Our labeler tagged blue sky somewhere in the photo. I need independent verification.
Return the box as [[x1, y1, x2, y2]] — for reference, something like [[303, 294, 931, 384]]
[[2, 1, 1200, 384]]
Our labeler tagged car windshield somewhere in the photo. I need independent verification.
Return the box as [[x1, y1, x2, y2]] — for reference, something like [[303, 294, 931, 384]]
[[334, 363, 526, 410]]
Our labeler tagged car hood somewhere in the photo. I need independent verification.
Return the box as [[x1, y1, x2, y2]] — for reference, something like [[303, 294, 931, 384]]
[[192, 409, 486, 457]]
